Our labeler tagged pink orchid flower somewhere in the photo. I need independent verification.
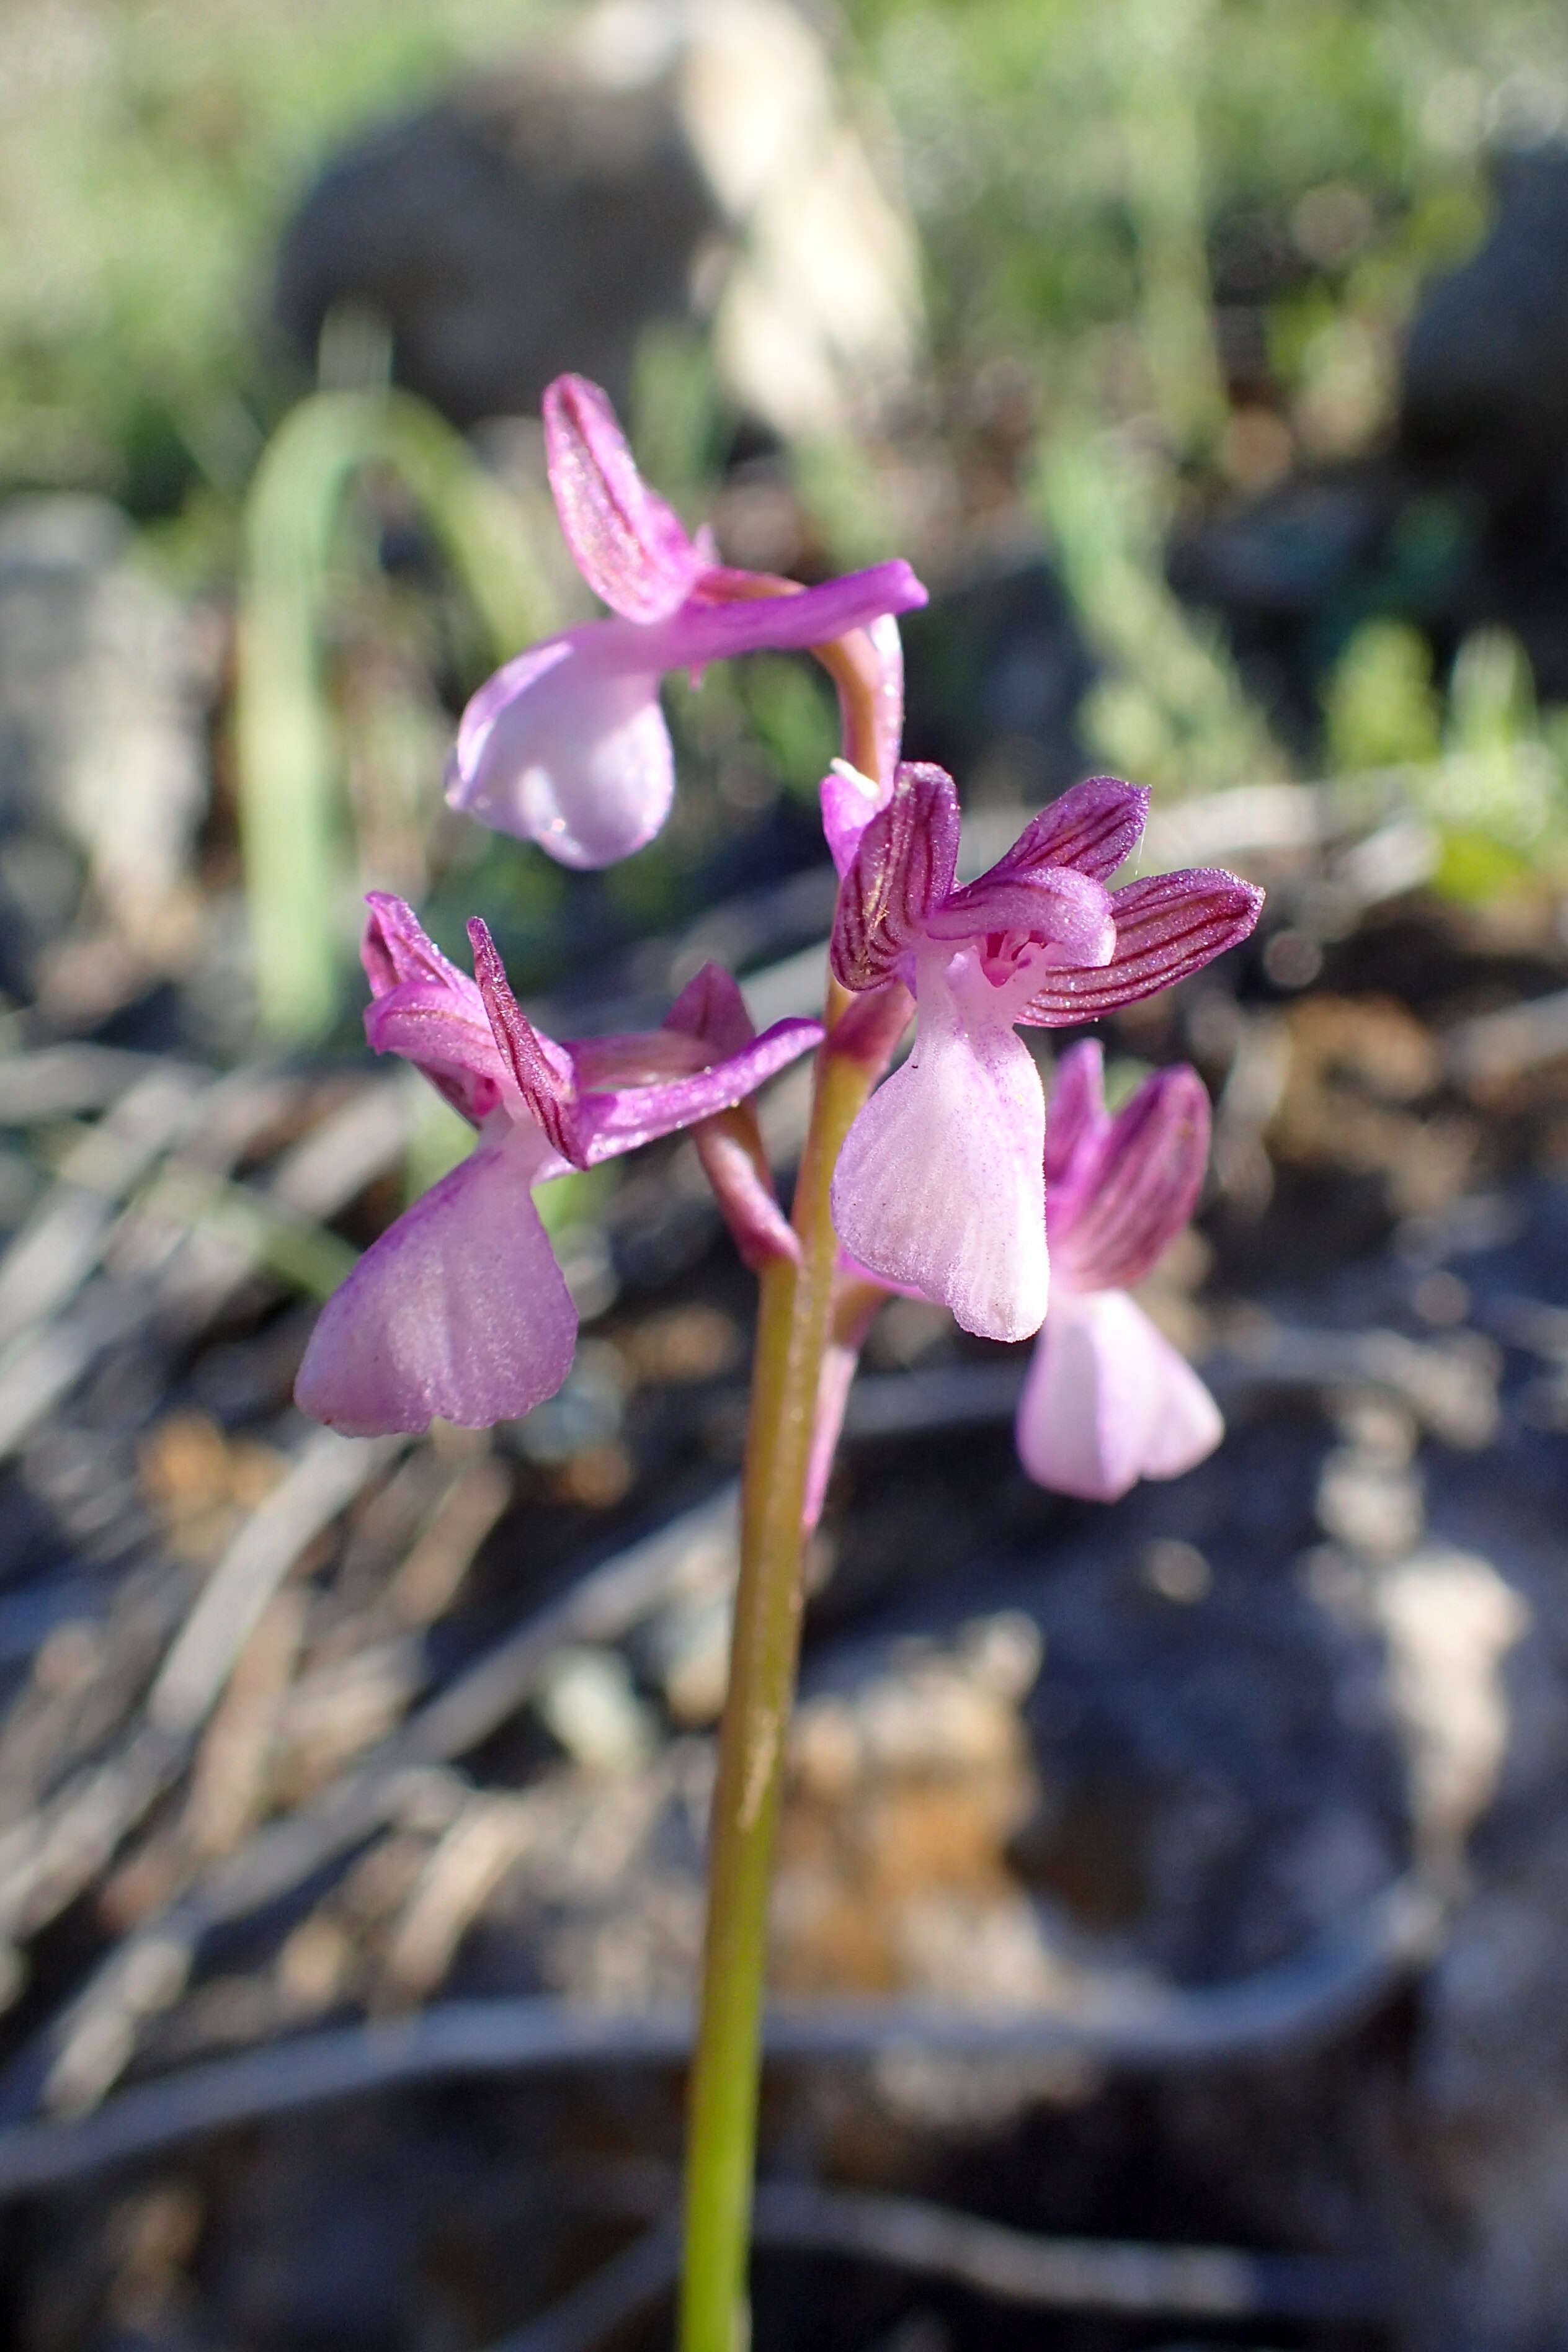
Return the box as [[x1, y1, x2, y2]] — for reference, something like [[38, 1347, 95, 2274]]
[[827, 765, 1262, 1343], [294, 894, 822, 1437], [445, 375, 926, 869], [1016, 1041, 1223, 1501]]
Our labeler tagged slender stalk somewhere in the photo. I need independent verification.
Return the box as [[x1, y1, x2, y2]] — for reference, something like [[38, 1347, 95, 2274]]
[[678, 612, 891, 2349], [679, 1045, 872, 2352]]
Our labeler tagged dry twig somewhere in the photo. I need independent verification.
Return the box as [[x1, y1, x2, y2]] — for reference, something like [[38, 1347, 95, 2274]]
[[0, 1874, 1441, 2192], [0, 1485, 741, 2122], [487, 2139, 1398, 2344]]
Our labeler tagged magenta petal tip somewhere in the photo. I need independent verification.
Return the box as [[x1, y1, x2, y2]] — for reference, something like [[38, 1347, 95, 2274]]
[[543, 373, 703, 624]]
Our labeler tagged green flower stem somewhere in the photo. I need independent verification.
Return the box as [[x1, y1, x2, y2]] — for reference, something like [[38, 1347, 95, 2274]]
[[678, 1040, 873, 2352]]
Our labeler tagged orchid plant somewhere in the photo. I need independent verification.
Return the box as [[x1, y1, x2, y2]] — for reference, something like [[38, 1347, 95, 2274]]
[[293, 374, 1262, 2352]]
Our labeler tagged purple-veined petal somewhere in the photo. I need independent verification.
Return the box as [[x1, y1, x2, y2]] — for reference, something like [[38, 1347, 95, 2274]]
[[662, 960, 757, 1058], [830, 948, 1048, 1342], [1014, 1288, 1222, 1501], [992, 777, 1149, 884], [293, 1132, 577, 1437], [1051, 1064, 1211, 1293], [831, 762, 962, 991], [467, 919, 579, 1165], [359, 896, 511, 1127], [446, 626, 674, 870], [924, 865, 1116, 969], [543, 374, 702, 623], [572, 1015, 823, 1163], [1020, 869, 1263, 1025], [821, 759, 888, 879], [1043, 1038, 1107, 1186]]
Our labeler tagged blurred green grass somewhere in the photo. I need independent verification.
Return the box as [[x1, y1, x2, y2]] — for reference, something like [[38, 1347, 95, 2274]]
[[0, 0, 555, 523], [9, 0, 1568, 1038], [3, 0, 1542, 527]]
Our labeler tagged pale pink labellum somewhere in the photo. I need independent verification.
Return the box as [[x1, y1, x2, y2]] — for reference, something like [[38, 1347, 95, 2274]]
[[1014, 1287, 1223, 1501], [295, 1126, 576, 1437], [447, 632, 674, 871], [831, 948, 1051, 1343], [448, 574, 926, 871], [1014, 1041, 1224, 1501]]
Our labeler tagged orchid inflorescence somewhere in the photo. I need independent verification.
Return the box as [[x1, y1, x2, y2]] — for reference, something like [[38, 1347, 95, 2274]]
[[289, 368, 1263, 2352], [297, 370, 1260, 1498]]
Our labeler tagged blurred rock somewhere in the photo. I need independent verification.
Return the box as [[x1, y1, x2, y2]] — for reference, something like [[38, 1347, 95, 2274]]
[[1397, 139, 1568, 702], [1173, 141, 1568, 728], [275, 62, 713, 431], [1007, 1443, 1407, 1982], [1373, 1543, 1526, 1865], [1402, 143, 1568, 502], [899, 550, 1096, 800], [775, 1613, 1049, 2010], [1410, 1824, 1568, 2351], [1350, 1178, 1568, 2345], [0, 497, 207, 999], [1165, 461, 1430, 749], [275, 0, 923, 442]]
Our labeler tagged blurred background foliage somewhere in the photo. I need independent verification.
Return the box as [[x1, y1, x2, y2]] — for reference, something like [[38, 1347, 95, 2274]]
[[7, 0, 1568, 1038]]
